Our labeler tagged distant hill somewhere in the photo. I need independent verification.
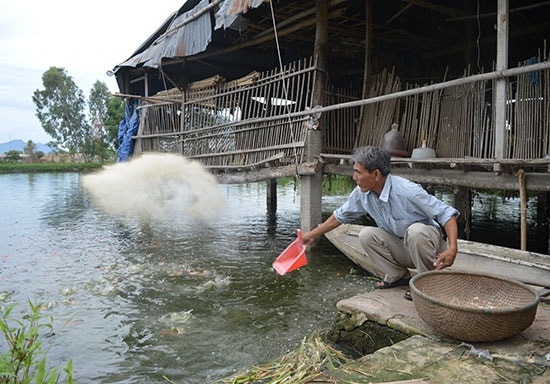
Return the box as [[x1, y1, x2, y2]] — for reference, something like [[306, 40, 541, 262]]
[[0, 140, 52, 154]]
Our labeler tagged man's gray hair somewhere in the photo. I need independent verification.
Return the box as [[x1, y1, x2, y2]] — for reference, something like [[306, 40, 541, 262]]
[[350, 146, 392, 176]]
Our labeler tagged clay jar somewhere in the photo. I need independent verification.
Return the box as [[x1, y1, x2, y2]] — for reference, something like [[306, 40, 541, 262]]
[[380, 123, 409, 157]]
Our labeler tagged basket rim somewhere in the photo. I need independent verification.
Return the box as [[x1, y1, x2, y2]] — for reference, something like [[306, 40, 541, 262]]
[[410, 270, 541, 314]]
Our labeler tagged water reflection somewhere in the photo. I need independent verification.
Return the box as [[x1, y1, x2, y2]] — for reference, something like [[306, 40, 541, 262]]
[[1, 173, 367, 383]]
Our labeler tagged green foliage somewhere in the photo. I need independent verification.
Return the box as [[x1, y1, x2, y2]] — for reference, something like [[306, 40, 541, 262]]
[[32, 67, 88, 156], [0, 162, 106, 174], [0, 301, 73, 383], [24, 140, 38, 163], [105, 97, 126, 150], [46, 142, 60, 156], [323, 175, 354, 195], [32, 67, 121, 163], [3, 150, 22, 163], [85, 81, 113, 162], [275, 176, 355, 196]]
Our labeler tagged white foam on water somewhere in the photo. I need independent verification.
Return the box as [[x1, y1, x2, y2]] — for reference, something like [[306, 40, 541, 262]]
[[82, 153, 227, 222]]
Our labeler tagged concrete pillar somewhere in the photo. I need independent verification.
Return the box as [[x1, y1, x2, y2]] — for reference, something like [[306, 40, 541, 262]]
[[300, 0, 328, 231], [301, 132, 323, 231], [494, 0, 508, 161]]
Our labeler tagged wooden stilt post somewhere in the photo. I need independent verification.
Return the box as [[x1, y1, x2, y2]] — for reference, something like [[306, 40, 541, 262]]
[[454, 187, 472, 239], [518, 169, 527, 250], [266, 178, 277, 233], [266, 178, 277, 214], [536, 192, 550, 254], [300, 0, 328, 231]]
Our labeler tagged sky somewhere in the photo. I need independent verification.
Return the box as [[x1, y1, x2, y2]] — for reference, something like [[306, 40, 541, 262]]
[[0, 0, 186, 144]]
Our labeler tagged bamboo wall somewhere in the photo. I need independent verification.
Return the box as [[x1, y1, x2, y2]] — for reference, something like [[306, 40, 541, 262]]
[[348, 57, 549, 160], [133, 55, 550, 171], [134, 58, 317, 169]]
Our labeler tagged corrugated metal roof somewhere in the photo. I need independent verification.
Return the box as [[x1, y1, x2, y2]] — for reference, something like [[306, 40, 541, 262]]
[[117, 0, 212, 69], [116, 0, 267, 70], [215, 0, 266, 30]]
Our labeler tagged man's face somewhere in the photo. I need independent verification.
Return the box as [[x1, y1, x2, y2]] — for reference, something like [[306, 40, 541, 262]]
[[352, 162, 379, 193]]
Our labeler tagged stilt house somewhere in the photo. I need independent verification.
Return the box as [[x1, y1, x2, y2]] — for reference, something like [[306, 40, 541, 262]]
[[112, 0, 550, 245]]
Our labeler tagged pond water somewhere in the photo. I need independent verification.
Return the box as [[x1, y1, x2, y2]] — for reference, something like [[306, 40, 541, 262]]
[[0, 171, 546, 383]]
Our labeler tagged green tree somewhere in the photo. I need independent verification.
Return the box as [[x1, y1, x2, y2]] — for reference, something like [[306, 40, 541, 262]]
[[24, 140, 37, 163], [32, 67, 88, 158], [47, 141, 60, 162], [4, 150, 21, 163], [86, 81, 111, 162], [105, 96, 126, 151]]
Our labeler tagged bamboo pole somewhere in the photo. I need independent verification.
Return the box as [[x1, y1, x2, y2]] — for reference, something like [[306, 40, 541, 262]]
[[518, 169, 527, 250]]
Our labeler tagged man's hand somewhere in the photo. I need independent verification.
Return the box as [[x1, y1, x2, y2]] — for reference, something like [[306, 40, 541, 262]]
[[434, 215, 459, 270], [433, 247, 457, 270], [300, 214, 342, 246]]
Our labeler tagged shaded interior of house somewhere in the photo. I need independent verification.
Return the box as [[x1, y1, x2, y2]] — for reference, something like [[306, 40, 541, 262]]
[[111, 0, 550, 249]]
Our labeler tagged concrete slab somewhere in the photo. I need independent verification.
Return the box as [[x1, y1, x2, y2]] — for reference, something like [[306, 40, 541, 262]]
[[337, 286, 550, 345], [331, 288, 550, 383], [326, 334, 550, 383]]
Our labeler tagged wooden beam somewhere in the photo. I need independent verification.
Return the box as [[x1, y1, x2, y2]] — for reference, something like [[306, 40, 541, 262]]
[[422, 21, 550, 60], [447, 0, 550, 21], [322, 164, 550, 192], [403, 0, 468, 17], [518, 169, 527, 250], [215, 162, 318, 184], [186, 8, 345, 63]]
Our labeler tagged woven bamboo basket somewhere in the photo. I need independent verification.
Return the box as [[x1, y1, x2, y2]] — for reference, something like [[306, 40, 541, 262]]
[[410, 270, 540, 342]]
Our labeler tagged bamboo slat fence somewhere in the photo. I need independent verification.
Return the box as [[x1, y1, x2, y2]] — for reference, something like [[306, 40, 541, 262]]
[[351, 51, 549, 161], [134, 57, 317, 169], [323, 87, 360, 154], [508, 50, 550, 159], [354, 68, 401, 149]]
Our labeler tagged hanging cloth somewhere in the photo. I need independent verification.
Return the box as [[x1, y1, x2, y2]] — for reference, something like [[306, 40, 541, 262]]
[[116, 101, 140, 162]]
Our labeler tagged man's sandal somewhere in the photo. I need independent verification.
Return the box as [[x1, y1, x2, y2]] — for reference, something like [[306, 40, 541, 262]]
[[374, 276, 411, 289]]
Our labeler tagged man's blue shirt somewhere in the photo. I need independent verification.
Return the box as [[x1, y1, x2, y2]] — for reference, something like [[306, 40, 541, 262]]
[[333, 174, 459, 238]]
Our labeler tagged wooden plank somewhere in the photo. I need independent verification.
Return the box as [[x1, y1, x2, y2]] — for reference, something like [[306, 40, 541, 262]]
[[322, 163, 550, 191], [214, 162, 317, 184]]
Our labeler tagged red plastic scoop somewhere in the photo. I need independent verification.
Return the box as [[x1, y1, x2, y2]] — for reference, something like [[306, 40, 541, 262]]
[[272, 229, 307, 275]]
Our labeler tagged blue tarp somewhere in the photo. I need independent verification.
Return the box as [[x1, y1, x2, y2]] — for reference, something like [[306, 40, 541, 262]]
[[117, 102, 139, 162]]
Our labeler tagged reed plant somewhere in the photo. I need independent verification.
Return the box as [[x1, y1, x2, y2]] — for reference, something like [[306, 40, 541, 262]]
[[214, 331, 350, 384], [0, 301, 73, 384]]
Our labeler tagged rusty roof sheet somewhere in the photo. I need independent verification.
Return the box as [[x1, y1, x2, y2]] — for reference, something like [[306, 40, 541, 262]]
[[117, 0, 267, 70], [215, 0, 266, 30]]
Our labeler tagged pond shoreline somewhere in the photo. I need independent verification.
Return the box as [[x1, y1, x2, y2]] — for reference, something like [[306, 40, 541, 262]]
[[0, 162, 105, 173]]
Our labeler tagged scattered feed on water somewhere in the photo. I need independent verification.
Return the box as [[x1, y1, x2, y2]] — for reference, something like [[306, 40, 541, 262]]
[[82, 153, 227, 222]]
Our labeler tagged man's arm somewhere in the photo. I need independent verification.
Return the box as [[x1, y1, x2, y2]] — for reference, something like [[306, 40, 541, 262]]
[[301, 214, 342, 246], [434, 215, 458, 270]]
